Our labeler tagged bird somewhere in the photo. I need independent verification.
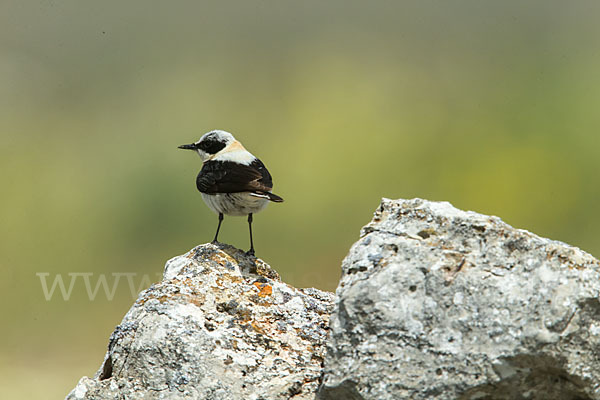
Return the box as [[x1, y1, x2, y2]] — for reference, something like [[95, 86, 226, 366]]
[[178, 130, 283, 256]]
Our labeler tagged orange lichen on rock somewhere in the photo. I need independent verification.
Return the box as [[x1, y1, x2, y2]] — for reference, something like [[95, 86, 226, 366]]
[[253, 282, 273, 297]]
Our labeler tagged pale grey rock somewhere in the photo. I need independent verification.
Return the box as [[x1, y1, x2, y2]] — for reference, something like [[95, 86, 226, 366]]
[[319, 198, 600, 400], [66, 243, 334, 400]]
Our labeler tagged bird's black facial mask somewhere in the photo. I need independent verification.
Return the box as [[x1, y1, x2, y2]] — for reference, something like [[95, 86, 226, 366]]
[[198, 138, 227, 155]]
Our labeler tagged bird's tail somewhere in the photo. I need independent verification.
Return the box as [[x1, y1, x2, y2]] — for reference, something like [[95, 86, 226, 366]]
[[251, 191, 284, 202], [266, 192, 284, 202]]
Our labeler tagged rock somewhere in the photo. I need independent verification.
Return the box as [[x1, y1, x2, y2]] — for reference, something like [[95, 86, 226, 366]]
[[318, 198, 600, 400], [66, 243, 334, 400], [67, 198, 600, 399]]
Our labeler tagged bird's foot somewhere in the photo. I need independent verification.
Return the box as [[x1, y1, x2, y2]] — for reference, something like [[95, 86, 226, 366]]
[[245, 249, 255, 257]]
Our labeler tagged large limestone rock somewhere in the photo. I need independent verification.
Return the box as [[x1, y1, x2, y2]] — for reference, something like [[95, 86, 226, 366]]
[[319, 198, 600, 400], [66, 243, 334, 400]]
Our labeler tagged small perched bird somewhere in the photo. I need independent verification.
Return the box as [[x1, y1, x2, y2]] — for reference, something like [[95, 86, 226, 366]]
[[178, 130, 283, 256]]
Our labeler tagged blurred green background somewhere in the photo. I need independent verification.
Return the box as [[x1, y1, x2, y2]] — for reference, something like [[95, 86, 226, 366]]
[[2, 0, 600, 398]]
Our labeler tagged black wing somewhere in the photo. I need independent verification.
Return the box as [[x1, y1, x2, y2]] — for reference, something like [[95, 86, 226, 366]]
[[196, 159, 273, 195]]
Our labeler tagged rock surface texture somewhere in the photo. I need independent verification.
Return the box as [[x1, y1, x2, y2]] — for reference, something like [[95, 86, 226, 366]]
[[66, 243, 334, 400], [318, 198, 600, 400]]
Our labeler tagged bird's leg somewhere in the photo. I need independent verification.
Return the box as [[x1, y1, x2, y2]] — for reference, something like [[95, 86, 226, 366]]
[[246, 213, 255, 256], [212, 213, 224, 244]]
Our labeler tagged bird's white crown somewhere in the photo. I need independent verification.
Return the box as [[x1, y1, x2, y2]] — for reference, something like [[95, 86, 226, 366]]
[[196, 130, 236, 147]]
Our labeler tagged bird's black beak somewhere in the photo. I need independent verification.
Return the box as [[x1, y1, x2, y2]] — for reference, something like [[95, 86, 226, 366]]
[[178, 143, 197, 150]]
